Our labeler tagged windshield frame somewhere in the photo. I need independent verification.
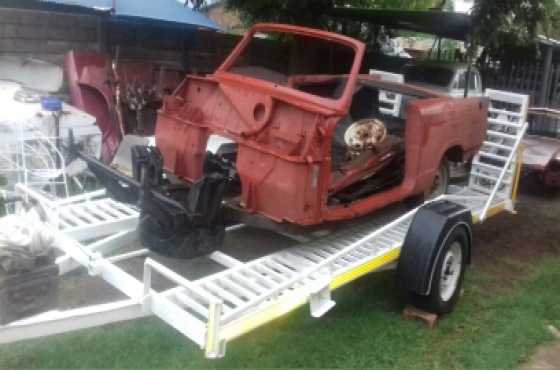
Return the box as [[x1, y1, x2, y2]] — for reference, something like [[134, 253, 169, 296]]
[[215, 23, 366, 114]]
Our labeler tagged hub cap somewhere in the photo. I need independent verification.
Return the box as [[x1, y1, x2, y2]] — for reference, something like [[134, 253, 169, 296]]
[[439, 242, 463, 302]]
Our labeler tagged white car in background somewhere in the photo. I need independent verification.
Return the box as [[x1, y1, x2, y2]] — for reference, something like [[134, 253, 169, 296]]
[[403, 61, 483, 98]]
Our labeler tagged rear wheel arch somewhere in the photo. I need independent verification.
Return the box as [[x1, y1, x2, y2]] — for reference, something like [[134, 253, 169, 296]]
[[444, 145, 464, 163], [423, 145, 464, 197], [424, 145, 463, 197]]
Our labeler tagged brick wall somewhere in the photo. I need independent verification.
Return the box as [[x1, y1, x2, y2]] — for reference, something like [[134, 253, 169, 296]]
[[0, 6, 247, 76], [0, 7, 100, 67], [104, 22, 242, 74]]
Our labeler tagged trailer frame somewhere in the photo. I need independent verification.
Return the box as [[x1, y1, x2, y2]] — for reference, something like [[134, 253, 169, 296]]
[[0, 89, 529, 359]]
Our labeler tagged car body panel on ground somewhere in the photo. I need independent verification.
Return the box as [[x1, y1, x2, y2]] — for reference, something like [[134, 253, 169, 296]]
[[65, 51, 183, 162]]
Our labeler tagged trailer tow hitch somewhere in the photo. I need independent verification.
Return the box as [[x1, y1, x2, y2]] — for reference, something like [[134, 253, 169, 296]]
[[70, 141, 228, 259]]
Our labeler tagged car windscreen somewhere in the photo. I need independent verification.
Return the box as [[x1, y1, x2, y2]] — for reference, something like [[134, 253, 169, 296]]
[[403, 65, 455, 88], [227, 31, 356, 101]]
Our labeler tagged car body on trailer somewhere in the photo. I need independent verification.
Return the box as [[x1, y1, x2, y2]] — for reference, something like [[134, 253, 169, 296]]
[[79, 23, 489, 258]]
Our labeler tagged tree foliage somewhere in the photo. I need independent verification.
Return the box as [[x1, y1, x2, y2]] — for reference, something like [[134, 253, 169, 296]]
[[222, 0, 440, 29], [470, 0, 559, 61], [539, 0, 560, 40], [215, 0, 560, 62], [184, 0, 206, 10]]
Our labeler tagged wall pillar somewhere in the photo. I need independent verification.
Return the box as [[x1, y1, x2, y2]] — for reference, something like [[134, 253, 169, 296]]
[[540, 45, 554, 106]]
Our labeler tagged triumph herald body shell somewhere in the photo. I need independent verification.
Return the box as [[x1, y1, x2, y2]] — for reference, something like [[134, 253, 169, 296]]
[[154, 23, 488, 226]]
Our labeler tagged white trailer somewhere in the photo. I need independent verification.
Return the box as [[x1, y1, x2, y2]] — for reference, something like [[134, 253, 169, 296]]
[[0, 90, 528, 359]]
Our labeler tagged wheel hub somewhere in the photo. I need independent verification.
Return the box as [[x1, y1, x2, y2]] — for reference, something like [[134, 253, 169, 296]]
[[439, 242, 463, 302]]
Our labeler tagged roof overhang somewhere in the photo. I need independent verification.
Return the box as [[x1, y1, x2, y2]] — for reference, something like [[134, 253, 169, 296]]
[[328, 8, 472, 41]]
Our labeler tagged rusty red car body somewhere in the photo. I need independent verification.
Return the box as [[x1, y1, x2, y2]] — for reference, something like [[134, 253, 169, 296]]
[[65, 51, 183, 162], [154, 23, 488, 226]]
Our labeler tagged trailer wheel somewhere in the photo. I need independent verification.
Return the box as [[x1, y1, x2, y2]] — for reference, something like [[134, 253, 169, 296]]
[[407, 226, 468, 315]]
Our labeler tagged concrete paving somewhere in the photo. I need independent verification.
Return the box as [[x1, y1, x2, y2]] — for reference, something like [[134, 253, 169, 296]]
[[58, 225, 298, 308], [522, 342, 560, 370], [57, 201, 409, 308]]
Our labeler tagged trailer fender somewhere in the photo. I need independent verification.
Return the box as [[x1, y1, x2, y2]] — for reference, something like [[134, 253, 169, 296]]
[[397, 200, 472, 296]]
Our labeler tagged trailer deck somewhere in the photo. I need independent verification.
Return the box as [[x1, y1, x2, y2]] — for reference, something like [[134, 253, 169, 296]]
[[0, 89, 528, 359]]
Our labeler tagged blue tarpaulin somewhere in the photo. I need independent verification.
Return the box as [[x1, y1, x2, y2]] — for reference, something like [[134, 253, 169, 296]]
[[40, 0, 220, 30]]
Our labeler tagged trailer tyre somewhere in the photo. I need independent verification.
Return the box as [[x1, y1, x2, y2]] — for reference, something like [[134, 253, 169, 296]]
[[407, 226, 468, 315]]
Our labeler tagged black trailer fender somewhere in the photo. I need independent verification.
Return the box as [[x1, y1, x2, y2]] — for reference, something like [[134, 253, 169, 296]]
[[397, 200, 473, 296]]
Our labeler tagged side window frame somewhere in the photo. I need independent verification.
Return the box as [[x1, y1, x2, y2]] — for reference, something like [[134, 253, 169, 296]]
[[468, 70, 477, 91], [456, 71, 467, 90]]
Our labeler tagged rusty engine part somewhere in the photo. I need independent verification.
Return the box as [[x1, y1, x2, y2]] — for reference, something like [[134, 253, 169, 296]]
[[344, 118, 388, 158]]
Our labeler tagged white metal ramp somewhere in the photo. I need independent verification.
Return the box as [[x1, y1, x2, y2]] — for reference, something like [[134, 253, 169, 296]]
[[143, 209, 416, 357], [463, 89, 529, 221], [16, 184, 139, 242], [0, 89, 529, 359]]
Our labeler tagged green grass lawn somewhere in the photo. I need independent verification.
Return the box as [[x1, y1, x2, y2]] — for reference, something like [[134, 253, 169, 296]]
[[1, 256, 558, 370]]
